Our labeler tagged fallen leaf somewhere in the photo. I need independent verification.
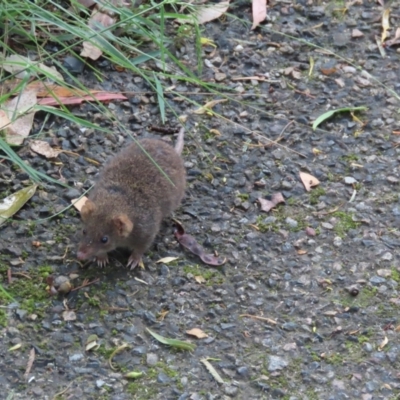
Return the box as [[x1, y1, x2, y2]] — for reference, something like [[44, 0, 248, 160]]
[[193, 99, 227, 115], [312, 106, 367, 130], [384, 27, 400, 47], [258, 192, 285, 212], [81, 7, 116, 60], [156, 256, 179, 264], [251, 0, 267, 30], [299, 172, 320, 191], [2, 89, 38, 145], [80, 40, 103, 60], [378, 335, 388, 350], [200, 358, 225, 384], [2, 55, 64, 81], [173, 220, 226, 266], [0, 110, 10, 129], [124, 371, 144, 379], [62, 310, 76, 321], [186, 328, 208, 339], [24, 348, 35, 379], [147, 328, 196, 351], [85, 334, 100, 351], [0, 185, 37, 227], [194, 275, 206, 284], [71, 196, 88, 212], [196, 1, 230, 24], [8, 343, 23, 351], [30, 140, 61, 158], [381, 9, 390, 43]]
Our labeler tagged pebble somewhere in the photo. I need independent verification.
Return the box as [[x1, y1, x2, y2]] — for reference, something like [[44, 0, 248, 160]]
[[344, 177, 357, 184], [268, 355, 288, 371], [146, 353, 158, 366], [333, 236, 342, 247], [69, 353, 84, 362]]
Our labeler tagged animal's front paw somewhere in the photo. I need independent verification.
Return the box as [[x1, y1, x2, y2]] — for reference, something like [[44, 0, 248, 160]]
[[95, 255, 109, 268], [127, 253, 142, 270]]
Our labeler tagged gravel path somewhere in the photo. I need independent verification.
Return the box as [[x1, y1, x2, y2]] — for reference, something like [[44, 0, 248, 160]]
[[1, 1, 400, 399]]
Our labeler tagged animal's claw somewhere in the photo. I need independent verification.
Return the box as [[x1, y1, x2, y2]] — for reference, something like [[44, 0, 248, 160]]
[[95, 255, 109, 268], [127, 253, 142, 270]]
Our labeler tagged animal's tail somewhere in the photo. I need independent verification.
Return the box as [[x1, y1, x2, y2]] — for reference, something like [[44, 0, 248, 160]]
[[174, 126, 185, 155]]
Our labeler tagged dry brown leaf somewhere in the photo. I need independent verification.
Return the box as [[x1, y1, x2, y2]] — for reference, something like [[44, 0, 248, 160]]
[[251, 0, 267, 30], [30, 140, 61, 158], [0, 110, 10, 129], [3, 89, 38, 145], [384, 27, 400, 47], [81, 7, 117, 60], [2, 55, 63, 81], [381, 9, 390, 43], [71, 196, 88, 212], [194, 275, 206, 284], [186, 328, 208, 339], [258, 192, 285, 212], [62, 310, 77, 321], [81, 41, 103, 60], [193, 99, 227, 114], [300, 172, 320, 191], [378, 335, 388, 350], [196, 1, 230, 24], [24, 348, 35, 379]]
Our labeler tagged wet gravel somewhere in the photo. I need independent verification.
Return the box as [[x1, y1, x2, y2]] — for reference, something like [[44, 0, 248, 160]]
[[2, 1, 400, 399]]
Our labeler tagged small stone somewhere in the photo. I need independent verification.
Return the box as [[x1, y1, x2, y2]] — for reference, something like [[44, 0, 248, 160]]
[[333, 236, 343, 247], [157, 372, 171, 384], [32, 387, 44, 396], [69, 353, 84, 362], [377, 269, 392, 277], [344, 177, 357, 184], [282, 322, 297, 331], [321, 222, 333, 229], [224, 385, 238, 396], [146, 353, 158, 366], [381, 252, 393, 261], [96, 380, 105, 388], [215, 72, 226, 81], [352, 29, 364, 38], [268, 355, 288, 371], [237, 366, 250, 377], [369, 276, 386, 285], [285, 218, 298, 228], [64, 188, 81, 200]]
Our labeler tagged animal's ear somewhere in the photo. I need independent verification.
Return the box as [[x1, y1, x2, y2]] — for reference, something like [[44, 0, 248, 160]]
[[80, 199, 96, 222], [113, 214, 133, 237]]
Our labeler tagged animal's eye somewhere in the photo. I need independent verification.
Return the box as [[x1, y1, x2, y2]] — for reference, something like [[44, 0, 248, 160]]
[[100, 236, 108, 244], [82, 229, 87, 235]]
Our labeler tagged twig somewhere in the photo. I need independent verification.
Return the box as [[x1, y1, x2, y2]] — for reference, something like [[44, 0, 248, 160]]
[[52, 381, 74, 400], [70, 278, 100, 292], [24, 348, 35, 379], [240, 314, 277, 325]]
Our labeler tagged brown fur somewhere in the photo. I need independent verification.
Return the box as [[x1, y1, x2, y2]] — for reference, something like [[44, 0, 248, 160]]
[[77, 137, 185, 267]]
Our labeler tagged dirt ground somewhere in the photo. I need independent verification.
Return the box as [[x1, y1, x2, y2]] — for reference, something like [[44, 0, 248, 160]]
[[2, 1, 400, 399]]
